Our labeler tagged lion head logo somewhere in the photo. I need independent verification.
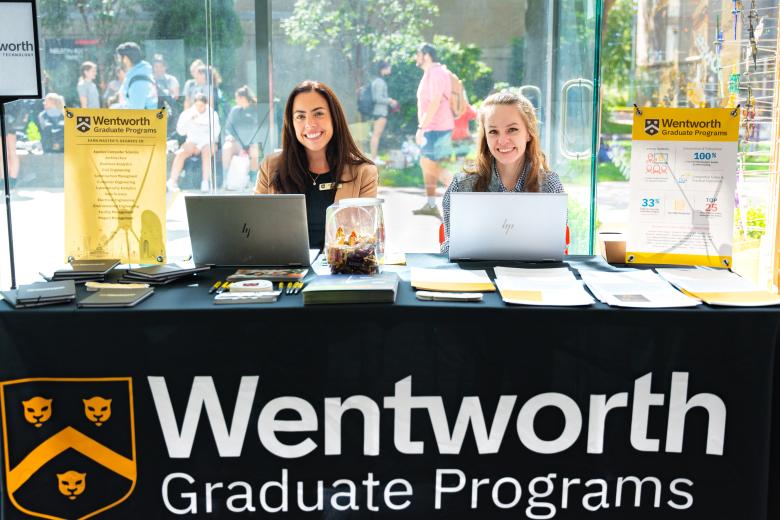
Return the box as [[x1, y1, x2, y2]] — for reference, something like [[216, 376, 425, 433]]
[[21, 397, 53, 428], [57, 471, 86, 500], [83, 396, 112, 427]]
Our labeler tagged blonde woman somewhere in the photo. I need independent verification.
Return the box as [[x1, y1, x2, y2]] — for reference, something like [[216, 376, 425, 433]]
[[440, 90, 564, 253]]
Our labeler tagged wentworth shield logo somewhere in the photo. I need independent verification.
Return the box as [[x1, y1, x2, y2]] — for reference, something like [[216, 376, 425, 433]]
[[76, 117, 91, 133], [0, 378, 136, 520], [645, 118, 660, 136]]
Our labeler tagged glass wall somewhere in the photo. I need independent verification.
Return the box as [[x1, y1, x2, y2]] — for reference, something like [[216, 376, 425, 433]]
[[596, 0, 779, 285]]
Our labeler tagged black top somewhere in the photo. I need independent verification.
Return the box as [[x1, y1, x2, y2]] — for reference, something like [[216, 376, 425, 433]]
[[305, 171, 337, 249]]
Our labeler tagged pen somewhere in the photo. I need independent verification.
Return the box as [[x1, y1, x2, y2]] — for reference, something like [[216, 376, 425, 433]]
[[294, 282, 304, 295], [216, 281, 231, 294], [278, 282, 284, 297], [286, 282, 293, 295], [208, 280, 222, 294]]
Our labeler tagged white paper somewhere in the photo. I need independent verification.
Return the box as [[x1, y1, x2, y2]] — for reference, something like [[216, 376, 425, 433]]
[[495, 277, 594, 306], [580, 270, 700, 308]]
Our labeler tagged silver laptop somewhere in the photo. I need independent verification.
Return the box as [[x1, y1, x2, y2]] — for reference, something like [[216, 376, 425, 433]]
[[185, 194, 310, 266], [449, 192, 568, 262]]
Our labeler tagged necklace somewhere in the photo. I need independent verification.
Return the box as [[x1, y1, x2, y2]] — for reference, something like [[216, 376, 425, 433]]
[[307, 171, 319, 185]]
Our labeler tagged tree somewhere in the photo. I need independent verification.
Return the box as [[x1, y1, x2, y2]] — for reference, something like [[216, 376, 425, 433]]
[[601, 0, 636, 90], [37, 0, 148, 98], [282, 0, 438, 92], [144, 0, 244, 93]]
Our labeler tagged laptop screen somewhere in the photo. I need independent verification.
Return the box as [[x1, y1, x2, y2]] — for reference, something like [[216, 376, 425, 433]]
[[185, 194, 311, 266], [448, 192, 568, 262]]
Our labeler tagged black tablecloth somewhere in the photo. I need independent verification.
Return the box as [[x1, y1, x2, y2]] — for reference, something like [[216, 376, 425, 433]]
[[0, 255, 777, 519]]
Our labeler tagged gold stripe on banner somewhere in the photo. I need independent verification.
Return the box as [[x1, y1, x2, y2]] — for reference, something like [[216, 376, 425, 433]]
[[411, 282, 495, 292], [7, 426, 136, 494], [632, 107, 740, 142], [625, 251, 732, 268]]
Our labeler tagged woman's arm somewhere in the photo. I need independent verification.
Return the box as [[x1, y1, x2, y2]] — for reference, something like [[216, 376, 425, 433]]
[[440, 176, 462, 254], [254, 156, 273, 194], [358, 164, 378, 197]]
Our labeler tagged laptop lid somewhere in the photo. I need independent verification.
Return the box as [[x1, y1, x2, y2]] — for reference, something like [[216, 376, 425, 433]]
[[185, 194, 310, 266], [448, 192, 568, 262]]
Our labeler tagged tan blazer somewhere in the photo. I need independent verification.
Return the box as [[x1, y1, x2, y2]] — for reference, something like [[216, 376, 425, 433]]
[[253, 152, 378, 201]]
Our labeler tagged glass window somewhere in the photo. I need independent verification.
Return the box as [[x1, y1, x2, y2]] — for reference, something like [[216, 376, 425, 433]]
[[597, 0, 779, 285]]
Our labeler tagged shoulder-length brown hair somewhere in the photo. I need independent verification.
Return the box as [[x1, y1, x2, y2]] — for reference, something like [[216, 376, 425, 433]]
[[468, 91, 550, 192], [272, 80, 372, 193]]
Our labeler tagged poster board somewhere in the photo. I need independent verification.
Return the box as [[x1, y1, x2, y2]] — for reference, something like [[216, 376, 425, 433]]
[[0, 0, 42, 99], [64, 108, 167, 264], [626, 107, 740, 267]]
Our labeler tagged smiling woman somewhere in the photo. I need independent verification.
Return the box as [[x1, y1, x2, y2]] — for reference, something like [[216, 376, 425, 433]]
[[440, 91, 565, 254], [253, 80, 377, 249]]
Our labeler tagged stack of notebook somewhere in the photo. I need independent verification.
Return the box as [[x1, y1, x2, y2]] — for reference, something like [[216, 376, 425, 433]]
[[43, 259, 121, 283], [77, 287, 155, 308], [1, 280, 77, 308], [122, 262, 210, 285], [302, 273, 399, 305]]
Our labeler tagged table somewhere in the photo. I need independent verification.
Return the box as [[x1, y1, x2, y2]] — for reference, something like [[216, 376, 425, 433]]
[[0, 255, 777, 519]]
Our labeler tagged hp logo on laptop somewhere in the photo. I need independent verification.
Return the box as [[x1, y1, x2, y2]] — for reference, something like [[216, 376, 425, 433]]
[[241, 223, 251, 238], [502, 219, 514, 235]]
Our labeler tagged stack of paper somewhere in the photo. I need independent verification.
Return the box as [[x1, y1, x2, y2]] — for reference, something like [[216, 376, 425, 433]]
[[656, 268, 780, 307], [494, 266, 594, 306], [580, 270, 700, 308], [410, 267, 495, 292]]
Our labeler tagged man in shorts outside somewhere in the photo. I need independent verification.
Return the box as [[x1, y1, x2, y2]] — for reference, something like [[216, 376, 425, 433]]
[[413, 43, 454, 219]]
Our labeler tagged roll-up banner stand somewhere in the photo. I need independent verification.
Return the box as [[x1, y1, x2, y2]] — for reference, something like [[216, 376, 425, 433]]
[[0, 0, 43, 289]]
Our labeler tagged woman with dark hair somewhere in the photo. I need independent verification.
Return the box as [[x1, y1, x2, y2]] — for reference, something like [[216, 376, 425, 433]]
[[223, 85, 261, 174], [254, 80, 377, 249], [440, 90, 564, 253]]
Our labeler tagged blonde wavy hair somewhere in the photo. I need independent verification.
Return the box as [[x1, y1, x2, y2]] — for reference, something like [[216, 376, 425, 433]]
[[467, 91, 550, 192]]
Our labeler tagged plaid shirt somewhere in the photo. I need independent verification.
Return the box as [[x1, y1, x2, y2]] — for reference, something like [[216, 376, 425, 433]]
[[441, 160, 565, 254]]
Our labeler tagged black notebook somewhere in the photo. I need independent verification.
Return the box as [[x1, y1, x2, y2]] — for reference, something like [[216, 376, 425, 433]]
[[49, 259, 121, 279], [2, 280, 77, 309], [302, 273, 399, 305], [125, 263, 210, 280], [77, 287, 154, 308], [16, 280, 77, 304]]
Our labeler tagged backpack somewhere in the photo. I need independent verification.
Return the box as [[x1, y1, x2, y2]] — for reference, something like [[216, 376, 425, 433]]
[[357, 82, 374, 117], [447, 69, 468, 119], [128, 75, 178, 136]]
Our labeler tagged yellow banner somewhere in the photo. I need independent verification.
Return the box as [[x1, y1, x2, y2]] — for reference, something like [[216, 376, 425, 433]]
[[632, 107, 740, 142], [64, 109, 167, 263]]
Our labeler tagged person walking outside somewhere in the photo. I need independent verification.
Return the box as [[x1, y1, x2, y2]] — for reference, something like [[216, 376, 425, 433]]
[[369, 60, 397, 165], [77, 61, 101, 108], [115, 42, 158, 110], [413, 43, 454, 219]]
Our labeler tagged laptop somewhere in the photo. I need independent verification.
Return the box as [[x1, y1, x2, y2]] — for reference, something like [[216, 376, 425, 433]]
[[448, 192, 568, 262], [185, 194, 310, 266]]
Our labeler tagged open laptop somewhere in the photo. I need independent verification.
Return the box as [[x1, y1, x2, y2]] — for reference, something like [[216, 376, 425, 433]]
[[185, 194, 310, 266], [448, 192, 568, 262]]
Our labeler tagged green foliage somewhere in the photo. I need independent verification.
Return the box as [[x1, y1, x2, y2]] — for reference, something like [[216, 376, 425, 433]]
[[567, 197, 590, 254], [145, 0, 244, 92], [601, 0, 636, 90], [734, 206, 766, 240], [282, 0, 438, 90], [508, 37, 524, 87], [37, 0, 148, 96], [378, 164, 424, 188]]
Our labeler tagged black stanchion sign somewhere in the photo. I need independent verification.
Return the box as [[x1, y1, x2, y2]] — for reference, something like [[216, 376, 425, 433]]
[[0, 0, 42, 98]]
